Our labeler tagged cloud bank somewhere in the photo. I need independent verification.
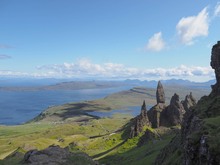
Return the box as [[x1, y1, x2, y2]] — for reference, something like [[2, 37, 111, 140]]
[[0, 60, 214, 81], [34, 60, 214, 81]]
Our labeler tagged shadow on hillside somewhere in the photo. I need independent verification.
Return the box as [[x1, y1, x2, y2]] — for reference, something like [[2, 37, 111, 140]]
[[92, 140, 127, 159], [55, 102, 112, 121]]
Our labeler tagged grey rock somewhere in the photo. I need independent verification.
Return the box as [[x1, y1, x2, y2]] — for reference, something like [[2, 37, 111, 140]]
[[166, 93, 185, 126], [23, 145, 98, 165], [147, 81, 166, 128], [130, 100, 151, 138], [182, 92, 197, 112], [147, 103, 166, 128], [210, 41, 220, 96], [156, 81, 165, 104]]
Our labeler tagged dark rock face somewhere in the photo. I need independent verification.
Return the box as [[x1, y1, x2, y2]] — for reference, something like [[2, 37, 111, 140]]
[[210, 41, 220, 95], [181, 97, 220, 165], [23, 145, 98, 165], [180, 42, 220, 164], [156, 81, 165, 104], [130, 101, 151, 138], [182, 92, 197, 112], [166, 93, 185, 126], [160, 92, 196, 127], [147, 103, 166, 128]]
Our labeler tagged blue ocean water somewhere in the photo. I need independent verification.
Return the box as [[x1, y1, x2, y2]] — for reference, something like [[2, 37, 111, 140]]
[[87, 105, 152, 118], [0, 86, 134, 125]]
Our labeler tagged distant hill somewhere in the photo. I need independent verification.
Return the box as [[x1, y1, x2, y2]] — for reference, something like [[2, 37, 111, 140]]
[[0, 78, 215, 91]]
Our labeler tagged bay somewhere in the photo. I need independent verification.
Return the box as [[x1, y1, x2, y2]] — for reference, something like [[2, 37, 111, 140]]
[[0, 86, 133, 125]]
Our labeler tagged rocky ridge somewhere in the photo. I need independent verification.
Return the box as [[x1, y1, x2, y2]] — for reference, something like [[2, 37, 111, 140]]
[[155, 41, 220, 165], [180, 41, 220, 165], [130, 80, 196, 137]]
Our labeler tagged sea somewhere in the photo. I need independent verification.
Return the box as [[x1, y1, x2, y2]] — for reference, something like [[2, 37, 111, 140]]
[[0, 86, 142, 125]]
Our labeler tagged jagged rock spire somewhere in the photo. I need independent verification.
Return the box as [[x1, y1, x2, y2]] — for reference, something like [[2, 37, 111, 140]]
[[140, 100, 147, 118], [170, 93, 180, 105], [168, 93, 185, 126], [210, 41, 220, 95], [130, 100, 151, 138], [182, 92, 197, 111], [156, 81, 165, 104], [141, 100, 146, 111]]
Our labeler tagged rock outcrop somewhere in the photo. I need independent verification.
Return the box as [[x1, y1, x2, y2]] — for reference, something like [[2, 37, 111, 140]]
[[160, 93, 185, 126], [210, 41, 220, 96], [156, 81, 165, 104], [130, 101, 151, 138], [181, 41, 220, 164], [148, 81, 166, 128], [147, 104, 166, 128], [147, 81, 195, 128], [182, 92, 197, 112], [23, 145, 98, 165]]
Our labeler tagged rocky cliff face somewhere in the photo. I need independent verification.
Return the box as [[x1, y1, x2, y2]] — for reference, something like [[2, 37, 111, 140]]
[[160, 93, 186, 126], [210, 41, 220, 96], [155, 41, 220, 165], [181, 41, 220, 165]]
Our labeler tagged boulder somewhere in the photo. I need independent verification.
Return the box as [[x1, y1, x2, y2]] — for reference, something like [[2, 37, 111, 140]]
[[23, 145, 98, 165]]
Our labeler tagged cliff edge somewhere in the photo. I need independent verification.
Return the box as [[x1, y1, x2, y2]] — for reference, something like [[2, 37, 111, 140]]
[[155, 41, 220, 165]]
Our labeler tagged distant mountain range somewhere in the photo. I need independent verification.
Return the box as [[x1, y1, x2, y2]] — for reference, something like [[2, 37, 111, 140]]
[[0, 77, 215, 91], [124, 78, 215, 89]]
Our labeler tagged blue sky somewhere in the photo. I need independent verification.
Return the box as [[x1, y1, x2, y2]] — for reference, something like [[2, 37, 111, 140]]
[[0, 0, 220, 81]]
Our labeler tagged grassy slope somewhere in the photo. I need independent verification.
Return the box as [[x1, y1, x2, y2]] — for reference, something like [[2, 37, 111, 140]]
[[99, 127, 177, 165], [0, 114, 132, 161]]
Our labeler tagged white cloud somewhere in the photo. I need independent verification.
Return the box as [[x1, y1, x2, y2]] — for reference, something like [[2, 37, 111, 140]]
[[145, 32, 165, 51], [176, 7, 209, 45], [214, 2, 220, 17]]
